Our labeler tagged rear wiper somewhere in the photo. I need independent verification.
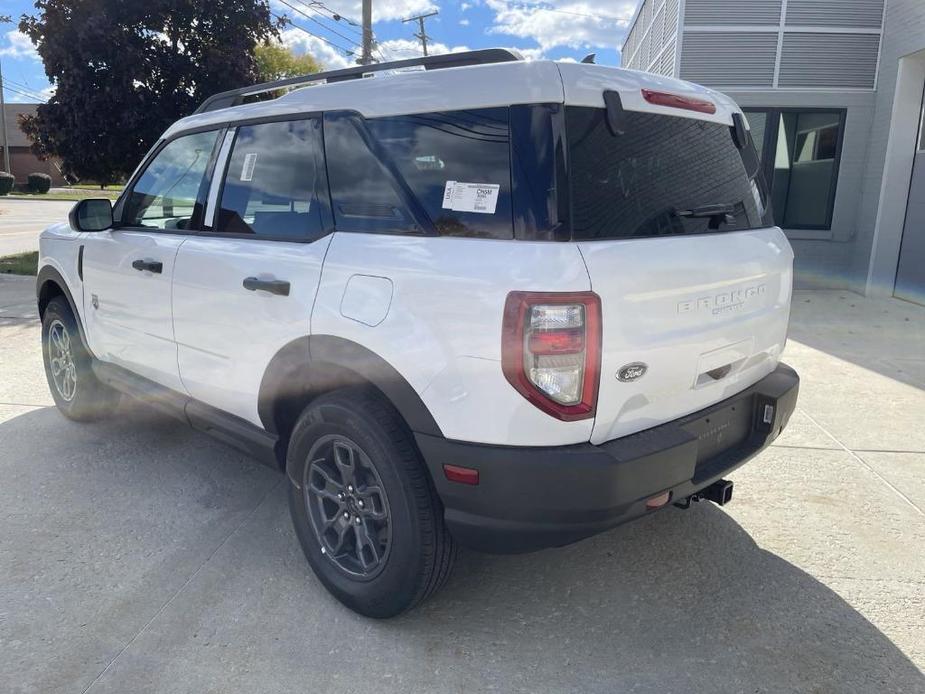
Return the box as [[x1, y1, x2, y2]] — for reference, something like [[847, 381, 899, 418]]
[[676, 204, 737, 230]]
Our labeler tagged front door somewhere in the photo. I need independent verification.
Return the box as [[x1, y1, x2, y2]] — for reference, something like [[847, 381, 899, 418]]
[[895, 87, 925, 305], [81, 130, 221, 391], [171, 118, 333, 426]]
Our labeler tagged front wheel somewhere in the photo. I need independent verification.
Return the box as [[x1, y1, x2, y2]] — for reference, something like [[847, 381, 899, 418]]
[[287, 388, 456, 618], [41, 296, 120, 421]]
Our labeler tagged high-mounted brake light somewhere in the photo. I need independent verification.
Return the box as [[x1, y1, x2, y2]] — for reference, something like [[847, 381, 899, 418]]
[[641, 89, 717, 115], [502, 292, 601, 421]]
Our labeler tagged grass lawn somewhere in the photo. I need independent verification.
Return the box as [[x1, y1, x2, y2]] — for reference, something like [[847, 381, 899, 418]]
[[3, 189, 122, 202], [0, 251, 39, 276]]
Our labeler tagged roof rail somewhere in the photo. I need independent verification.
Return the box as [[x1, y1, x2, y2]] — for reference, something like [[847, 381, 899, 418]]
[[193, 48, 523, 115]]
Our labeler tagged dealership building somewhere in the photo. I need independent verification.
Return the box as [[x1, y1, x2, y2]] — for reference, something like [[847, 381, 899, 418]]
[[622, 0, 925, 305]]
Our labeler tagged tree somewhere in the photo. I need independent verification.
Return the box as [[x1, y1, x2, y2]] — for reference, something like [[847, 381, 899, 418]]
[[18, 1, 280, 185], [254, 42, 322, 82]]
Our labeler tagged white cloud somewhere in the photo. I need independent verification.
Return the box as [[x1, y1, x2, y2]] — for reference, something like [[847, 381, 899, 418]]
[[459, 18, 470, 25], [377, 37, 471, 61], [0, 31, 38, 60], [484, 1, 636, 53], [280, 28, 355, 69]]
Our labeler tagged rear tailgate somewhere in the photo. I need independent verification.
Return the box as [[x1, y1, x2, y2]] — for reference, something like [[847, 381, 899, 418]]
[[580, 228, 792, 445]]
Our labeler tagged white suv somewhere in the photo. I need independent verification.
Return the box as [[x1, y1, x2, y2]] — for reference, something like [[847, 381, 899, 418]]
[[36, 50, 799, 618]]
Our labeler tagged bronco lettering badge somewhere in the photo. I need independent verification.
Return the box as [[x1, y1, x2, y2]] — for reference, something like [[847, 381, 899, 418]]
[[617, 362, 648, 382]]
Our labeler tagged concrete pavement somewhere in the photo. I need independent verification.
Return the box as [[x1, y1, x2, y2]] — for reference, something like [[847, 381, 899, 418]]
[[1, 275, 923, 693], [0, 199, 73, 256]]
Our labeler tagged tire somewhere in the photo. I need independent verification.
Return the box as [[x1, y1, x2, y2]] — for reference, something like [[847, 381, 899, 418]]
[[287, 387, 456, 618], [41, 296, 120, 422]]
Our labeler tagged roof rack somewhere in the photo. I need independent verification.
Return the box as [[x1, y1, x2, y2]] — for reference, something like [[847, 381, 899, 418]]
[[193, 48, 523, 115]]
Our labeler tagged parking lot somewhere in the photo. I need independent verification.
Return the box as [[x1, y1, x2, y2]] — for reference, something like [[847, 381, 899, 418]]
[[1, 271, 923, 692], [0, 200, 75, 256]]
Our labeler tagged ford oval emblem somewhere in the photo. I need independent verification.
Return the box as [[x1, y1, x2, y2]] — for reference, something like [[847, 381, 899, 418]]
[[617, 362, 648, 382]]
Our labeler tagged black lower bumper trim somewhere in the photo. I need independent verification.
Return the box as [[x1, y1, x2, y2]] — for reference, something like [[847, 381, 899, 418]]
[[416, 363, 799, 554]]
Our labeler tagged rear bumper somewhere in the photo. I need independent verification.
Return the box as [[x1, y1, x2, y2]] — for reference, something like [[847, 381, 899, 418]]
[[416, 363, 799, 553]]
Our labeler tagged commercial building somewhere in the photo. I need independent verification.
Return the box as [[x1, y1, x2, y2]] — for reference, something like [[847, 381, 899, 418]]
[[622, 0, 925, 305], [1, 103, 66, 186]]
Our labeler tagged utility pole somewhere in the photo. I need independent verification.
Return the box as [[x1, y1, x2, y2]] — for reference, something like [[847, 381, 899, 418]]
[[360, 0, 373, 65], [0, 15, 11, 174], [403, 11, 438, 56], [0, 60, 9, 174]]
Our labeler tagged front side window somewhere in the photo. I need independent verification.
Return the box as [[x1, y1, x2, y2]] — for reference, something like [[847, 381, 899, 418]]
[[216, 119, 327, 240], [745, 108, 845, 230], [121, 130, 219, 229], [566, 107, 770, 240]]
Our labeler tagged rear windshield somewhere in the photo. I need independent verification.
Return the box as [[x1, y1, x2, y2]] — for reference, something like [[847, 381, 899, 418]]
[[566, 106, 771, 240]]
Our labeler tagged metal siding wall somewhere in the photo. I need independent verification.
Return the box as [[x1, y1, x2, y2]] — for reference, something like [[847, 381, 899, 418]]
[[786, 0, 885, 28], [778, 33, 881, 88], [680, 32, 778, 86], [665, 0, 679, 37], [685, 0, 782, 25], [660, 44, 676, 76]]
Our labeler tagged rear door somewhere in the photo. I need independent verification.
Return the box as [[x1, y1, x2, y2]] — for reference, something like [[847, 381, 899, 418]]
[[561, 95, 792, 445], [82, 130, 220, 391], [171, 118, 333, 426]]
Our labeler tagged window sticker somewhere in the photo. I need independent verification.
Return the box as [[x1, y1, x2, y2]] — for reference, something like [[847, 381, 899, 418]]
[[240, 152, 258, 182], [441, 181, 501, 214]]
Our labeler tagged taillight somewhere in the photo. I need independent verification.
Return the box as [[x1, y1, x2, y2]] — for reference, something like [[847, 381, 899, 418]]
[[641, 89, 717, 115], [501, 291, 601, 421]]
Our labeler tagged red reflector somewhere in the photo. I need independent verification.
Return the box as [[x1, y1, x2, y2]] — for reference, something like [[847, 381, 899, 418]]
[[528, 328, 585, 355], [444, 464, 479, 485], [641, 89, 717, 115], [645, 491, 671, 509]]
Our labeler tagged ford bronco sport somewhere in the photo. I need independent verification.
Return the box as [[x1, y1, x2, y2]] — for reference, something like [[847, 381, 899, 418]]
[[37, 49, 799, 618]]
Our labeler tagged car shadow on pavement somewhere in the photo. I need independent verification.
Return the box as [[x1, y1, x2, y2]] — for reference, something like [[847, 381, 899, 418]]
[[2, 404, 923, 693]]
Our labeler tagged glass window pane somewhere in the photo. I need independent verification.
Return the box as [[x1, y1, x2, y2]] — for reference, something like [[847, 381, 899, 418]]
[[216, 119, 326, 240], [123, 131, 218, 229], [745, 110, 768, 161], [365, 109, 513, 239], [766, 110, 843, 229], [324, 113, 419, 234], [566, 107, 766, 239]]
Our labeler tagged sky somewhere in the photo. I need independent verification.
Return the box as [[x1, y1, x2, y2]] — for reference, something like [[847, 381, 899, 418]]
[[0, 0, 639, 104]]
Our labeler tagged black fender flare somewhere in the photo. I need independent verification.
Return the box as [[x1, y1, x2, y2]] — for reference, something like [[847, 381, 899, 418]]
[[36, 265, 89, 346], [257, 334, 443, 439]]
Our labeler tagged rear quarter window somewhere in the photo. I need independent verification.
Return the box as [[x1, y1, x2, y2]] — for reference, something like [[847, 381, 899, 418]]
[[324, 109, 514, 239]]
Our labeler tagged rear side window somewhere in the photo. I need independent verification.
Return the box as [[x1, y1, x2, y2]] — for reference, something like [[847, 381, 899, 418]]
[[216, 119, 327, 241], [566, 107, 771, 240], [324, 109, 514, 239], [365, 109, 513, 239]]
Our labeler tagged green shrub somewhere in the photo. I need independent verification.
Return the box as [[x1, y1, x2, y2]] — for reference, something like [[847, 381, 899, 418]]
[[27, 173, 53, 194], [0, 172, 14, 195]]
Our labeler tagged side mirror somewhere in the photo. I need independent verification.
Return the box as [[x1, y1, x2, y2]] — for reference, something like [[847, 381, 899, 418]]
[[69, 198, 113, 232]]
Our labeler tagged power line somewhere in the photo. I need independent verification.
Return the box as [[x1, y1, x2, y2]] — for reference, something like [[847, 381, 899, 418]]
[[4, 77, 48, 102], [271, 12, 355, 56], [292, 0, 364, 37], [3, 83, 47, 102], [277, 0, 362, 48]]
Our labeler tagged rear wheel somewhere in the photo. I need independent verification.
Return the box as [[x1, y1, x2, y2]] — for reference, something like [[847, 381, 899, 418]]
[[287, 388, 455, 618], [41, 296, 120, 421]]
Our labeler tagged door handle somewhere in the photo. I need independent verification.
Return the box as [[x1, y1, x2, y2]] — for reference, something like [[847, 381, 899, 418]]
[[132, 259, 163, 274], [243, 277, 290, 296]]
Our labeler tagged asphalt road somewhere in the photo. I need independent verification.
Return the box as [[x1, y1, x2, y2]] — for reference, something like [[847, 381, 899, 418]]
[[1, 274, 923, 693], [0, 199, 74, 256]]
